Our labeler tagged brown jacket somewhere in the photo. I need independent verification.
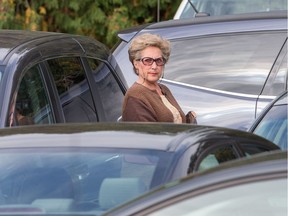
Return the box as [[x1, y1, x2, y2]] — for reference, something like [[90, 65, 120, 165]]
[[122, 82, 186, 123]]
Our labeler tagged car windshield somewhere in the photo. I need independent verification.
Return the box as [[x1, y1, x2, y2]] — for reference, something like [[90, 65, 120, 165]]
[[0, 147, 172, 215], [178, 0, 287, 19]]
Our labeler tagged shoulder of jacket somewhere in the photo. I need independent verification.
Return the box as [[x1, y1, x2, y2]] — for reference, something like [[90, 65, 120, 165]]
[[159, 83, 172, 95]]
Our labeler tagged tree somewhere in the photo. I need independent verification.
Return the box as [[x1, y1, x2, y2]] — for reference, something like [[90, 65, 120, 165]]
[[0, 0, 181, 47]]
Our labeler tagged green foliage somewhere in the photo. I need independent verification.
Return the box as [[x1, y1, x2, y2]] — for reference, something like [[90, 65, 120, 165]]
[[0, 0, 182, 48]]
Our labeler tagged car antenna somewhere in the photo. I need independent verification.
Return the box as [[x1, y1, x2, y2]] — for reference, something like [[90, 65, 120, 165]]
[[188, 0, 210, 17]]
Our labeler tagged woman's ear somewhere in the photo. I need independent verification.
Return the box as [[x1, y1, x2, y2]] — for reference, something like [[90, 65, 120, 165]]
[[133, 60, 139, 70]]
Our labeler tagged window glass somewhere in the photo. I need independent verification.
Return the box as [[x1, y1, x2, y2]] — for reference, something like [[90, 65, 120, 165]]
[[179, 0, 287, 18], [0, 147, 167, 213], [47, 57, 97, 123], [254, 105, 287, 150], [149, 178, 287, 216], [12, 66, 53, 126], [263, 53, 287, 95], [87, 58, 124, 121], [167, 33, 286, 94], [197, 145, 237, 172]]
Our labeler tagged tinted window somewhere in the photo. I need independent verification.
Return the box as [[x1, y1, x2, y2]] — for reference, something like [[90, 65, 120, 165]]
[[47, 57, 97, 123], [87, 58, 124, 121], [10, 66, 53, 126], [195, 145, 238, 172], [167, 33, 286, 94], [254, 105, 287, 150]]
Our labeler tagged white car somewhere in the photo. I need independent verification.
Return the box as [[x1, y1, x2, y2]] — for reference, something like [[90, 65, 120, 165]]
[[174, 0, 287, 19]]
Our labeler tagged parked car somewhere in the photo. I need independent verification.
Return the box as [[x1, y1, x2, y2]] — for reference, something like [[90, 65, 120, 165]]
[[174, 0, 287, 19], [249, 91, 287, 150], [0, 30, 128, 128], [105, 150, 287, 216], [112, 11, 288, 130], [0, 122, 280, 215]]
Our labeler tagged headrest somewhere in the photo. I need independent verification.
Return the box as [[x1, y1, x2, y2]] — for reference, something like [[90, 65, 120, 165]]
[[99, 178, 147, 210]]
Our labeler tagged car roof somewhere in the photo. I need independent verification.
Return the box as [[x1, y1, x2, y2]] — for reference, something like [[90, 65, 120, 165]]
[[0, 30, 109, 64], [0, 122, 277, 151], [105, 150, 287, 216], [117, 11, 288, 42]]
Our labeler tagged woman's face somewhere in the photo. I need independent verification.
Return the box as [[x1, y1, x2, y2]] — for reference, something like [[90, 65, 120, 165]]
[[133, 46, 165, 84]]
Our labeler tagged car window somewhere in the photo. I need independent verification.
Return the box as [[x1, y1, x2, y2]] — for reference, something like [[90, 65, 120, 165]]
[[167, 33, 286, 95], [47, 57, 98, 123], [87, 58, 124, 121], [253, 105, 287, 150], [176, 0, 287, 19], [11, 65, 54, 126], [263, 52, 288, 95], [0, 148, 168, 213], [148, 178, 287, 216], [196, 145, 238, 172]]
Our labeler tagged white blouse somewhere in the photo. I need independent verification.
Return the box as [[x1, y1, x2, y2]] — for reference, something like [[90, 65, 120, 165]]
[[160, 95, 182, 123]]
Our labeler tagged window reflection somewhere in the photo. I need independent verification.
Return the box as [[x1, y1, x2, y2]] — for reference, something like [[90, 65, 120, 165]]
[[167, 33, 286, 94]]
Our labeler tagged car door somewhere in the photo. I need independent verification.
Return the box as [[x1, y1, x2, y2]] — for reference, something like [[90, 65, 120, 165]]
[[163, 30, 287, 130]]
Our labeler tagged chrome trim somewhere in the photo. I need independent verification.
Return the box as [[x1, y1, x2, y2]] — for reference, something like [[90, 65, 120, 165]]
[[162, 79, 276, 99]]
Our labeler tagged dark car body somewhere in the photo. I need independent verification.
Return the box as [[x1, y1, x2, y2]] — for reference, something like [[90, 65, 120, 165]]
[[249, 90, 287, 150], [105, 150, 287, 216], [0, 122, 280, 215], [0, 30, 128, 128], [113, 11, 288, 130]]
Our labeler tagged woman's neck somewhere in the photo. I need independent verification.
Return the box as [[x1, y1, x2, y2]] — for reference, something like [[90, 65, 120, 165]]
[[137, 81, 163, 95]]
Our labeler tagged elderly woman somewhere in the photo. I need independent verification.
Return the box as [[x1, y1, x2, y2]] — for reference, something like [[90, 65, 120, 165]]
[[122, 33, 196, 123]]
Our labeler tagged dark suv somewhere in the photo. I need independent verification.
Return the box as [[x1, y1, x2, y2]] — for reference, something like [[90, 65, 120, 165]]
[[113, 11, 288, 130], [0, 30, 127, 128]]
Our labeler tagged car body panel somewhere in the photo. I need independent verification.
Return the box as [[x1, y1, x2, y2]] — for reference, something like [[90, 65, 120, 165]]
[[113, 12, 288, 130]]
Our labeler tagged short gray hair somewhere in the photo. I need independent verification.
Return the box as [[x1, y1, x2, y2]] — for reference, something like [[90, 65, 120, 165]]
[[128, 33, 171, 74]]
